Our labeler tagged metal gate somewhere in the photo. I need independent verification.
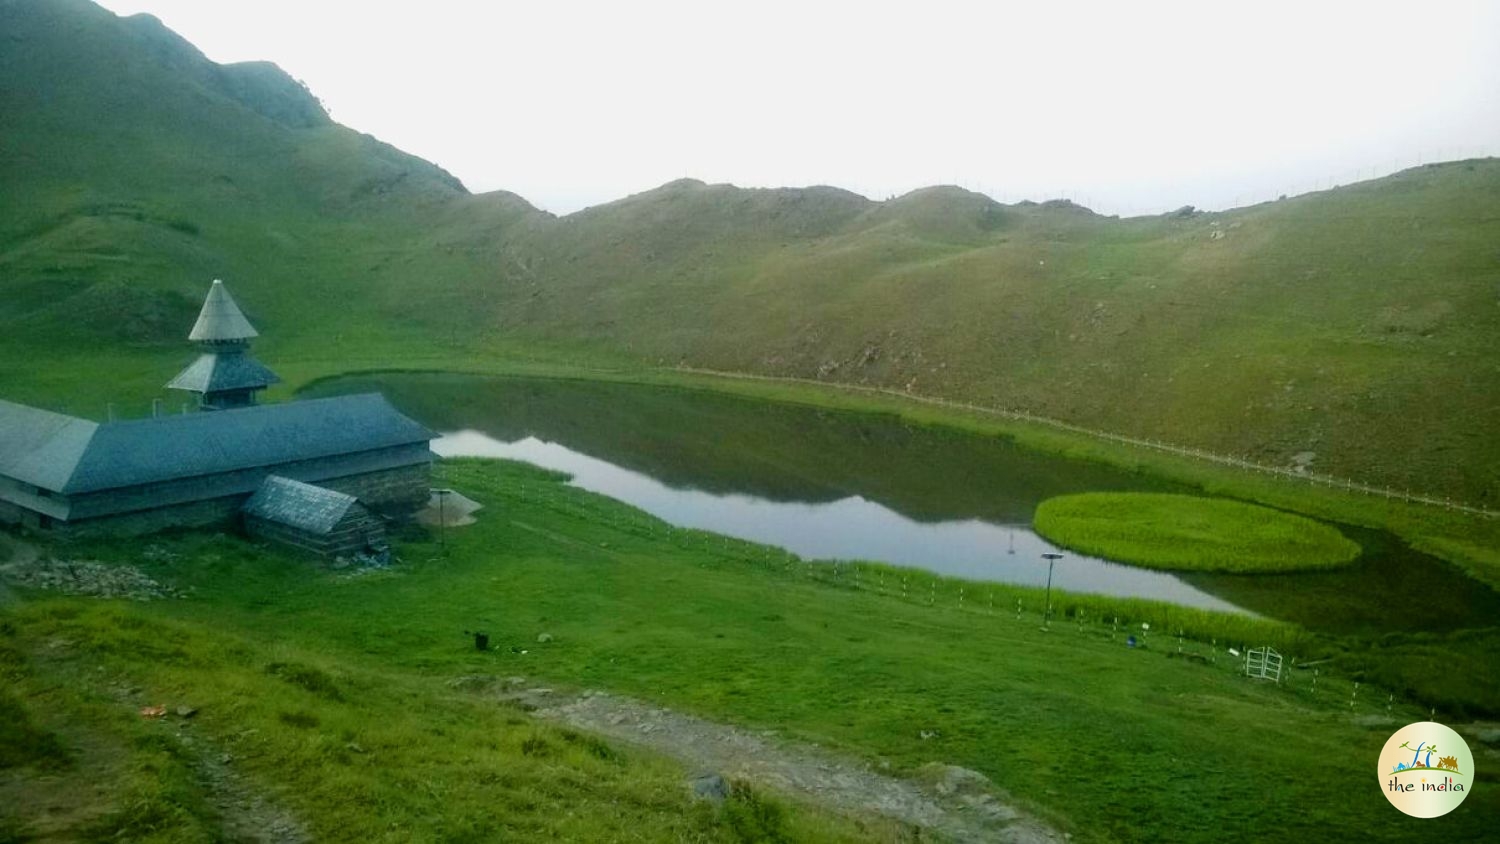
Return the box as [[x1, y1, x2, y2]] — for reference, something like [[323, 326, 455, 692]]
[[1245, 646, 1283, 682]]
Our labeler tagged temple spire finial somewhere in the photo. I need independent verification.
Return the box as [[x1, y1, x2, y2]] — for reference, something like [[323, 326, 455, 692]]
[[188, 278, 259, 342]]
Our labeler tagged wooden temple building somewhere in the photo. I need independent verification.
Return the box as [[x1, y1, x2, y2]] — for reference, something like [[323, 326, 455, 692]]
[[0, 281, 434, 540]]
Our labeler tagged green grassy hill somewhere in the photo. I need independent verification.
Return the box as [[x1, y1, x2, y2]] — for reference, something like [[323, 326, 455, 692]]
[[2, 0, 1498, 506], [0, 0, 478, 364], [486, 171, 1500, 506]]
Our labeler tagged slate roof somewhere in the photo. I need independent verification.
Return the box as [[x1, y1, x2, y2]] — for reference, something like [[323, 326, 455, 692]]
[[166, 351, 281, 393], [188, 280, 259, 342], [243, 475, 359, 535], [0, 401, 99, 491], [0, 393, 433, 495]]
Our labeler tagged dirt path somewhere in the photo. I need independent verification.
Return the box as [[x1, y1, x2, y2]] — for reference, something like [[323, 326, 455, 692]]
[[488, 679, 1063, 843], [4, 609, 309, 843], [106, 681, 309, 842], [93, 658, 310, 843], [176, 730, 311, 844]]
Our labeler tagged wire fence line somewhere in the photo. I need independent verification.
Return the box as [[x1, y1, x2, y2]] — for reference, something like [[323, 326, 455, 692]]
[[672, 366, 1498, 519]]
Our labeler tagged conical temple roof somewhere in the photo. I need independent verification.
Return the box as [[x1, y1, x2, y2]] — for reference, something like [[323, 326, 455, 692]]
[[166, 350, 280, 394], [188, 279, 259, 342]]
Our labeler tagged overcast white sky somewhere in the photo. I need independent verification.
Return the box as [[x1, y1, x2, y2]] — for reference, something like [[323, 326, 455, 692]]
[[97, 0, 1500, 216]]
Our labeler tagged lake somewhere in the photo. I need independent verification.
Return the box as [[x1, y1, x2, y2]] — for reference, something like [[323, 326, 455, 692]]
[[305, 374, 1500, 634]]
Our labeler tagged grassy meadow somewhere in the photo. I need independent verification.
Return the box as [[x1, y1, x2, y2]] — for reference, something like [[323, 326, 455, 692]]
[[0, 609, 881, 844], [3, 459, 1496, 842], [1032, 492, 1363, 573]]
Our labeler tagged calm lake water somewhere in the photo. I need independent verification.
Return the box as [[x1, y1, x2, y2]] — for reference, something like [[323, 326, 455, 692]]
[[435, 429, 1241, 612], [306, 374, 1500, 634]]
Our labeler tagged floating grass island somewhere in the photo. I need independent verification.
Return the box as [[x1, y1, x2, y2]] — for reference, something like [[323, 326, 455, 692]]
[[1032, 492, 1362, 573]]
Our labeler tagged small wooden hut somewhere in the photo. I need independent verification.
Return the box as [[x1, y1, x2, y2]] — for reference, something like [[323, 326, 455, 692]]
[[243, 475, 385, 557]]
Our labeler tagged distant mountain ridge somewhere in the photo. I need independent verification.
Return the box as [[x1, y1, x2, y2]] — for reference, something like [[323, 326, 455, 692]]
[[120, 11, 334, 130], [2, 0, 1498, 506]]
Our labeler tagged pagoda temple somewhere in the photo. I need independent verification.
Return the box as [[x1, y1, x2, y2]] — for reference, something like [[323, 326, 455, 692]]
[[166, 279, 280, 410], [0, 281, 433, 536]]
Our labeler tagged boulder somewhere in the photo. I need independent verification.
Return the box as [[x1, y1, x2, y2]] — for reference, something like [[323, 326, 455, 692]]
[[690, 772, 730, 802]]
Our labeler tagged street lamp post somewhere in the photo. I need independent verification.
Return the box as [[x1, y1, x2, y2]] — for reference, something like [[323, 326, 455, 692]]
[[1041, 552, 1064, 629]]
